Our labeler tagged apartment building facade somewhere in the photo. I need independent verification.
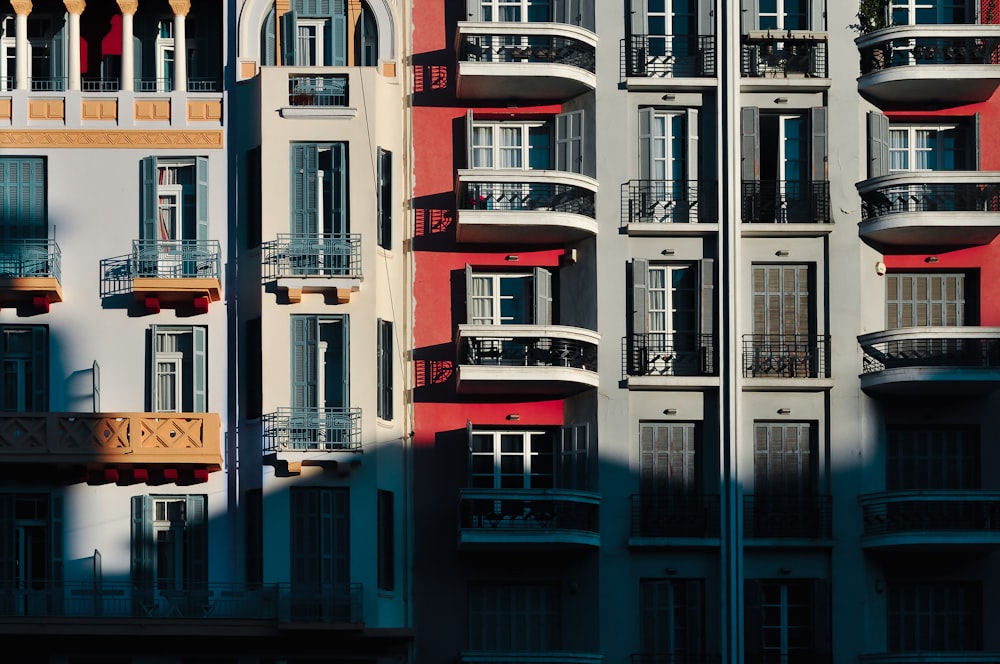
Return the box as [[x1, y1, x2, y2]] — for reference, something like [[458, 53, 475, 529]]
[[409, 0, 1000, 663]]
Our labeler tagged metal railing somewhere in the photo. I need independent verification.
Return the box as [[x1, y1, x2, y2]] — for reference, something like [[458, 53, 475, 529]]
[[631, 655, 723, 664], [0, 580, 361, 623], [459, 181, 595, 218], [630, 494, 720, 539], [860, 34, 1000, 76], [261, 233, 362, 281], [459, 488, 599, 535], [82, 78, 120, 92], [130, 239, 221, 280], [262, 407, 362, 452], [459, 34, 596, 73], [187, 79, 220, 92], [861, 491, 1000, 536], [460, 333, 598, 371], [742, 180, 831, 223], [623, 334, 715, 378], [742, 39, 828, 78], [621, 34, 716, 78], [743, 494, 832, 539], [742, 335, 830, 378], [288, 74, 349, 106], [134, 78, 222, 92], [861, 334, 1000, 374], [859, 181, 1000, 220], [621, 180, 718, 225], [0, 239, 61, 280], [30, 77, 67, 91]]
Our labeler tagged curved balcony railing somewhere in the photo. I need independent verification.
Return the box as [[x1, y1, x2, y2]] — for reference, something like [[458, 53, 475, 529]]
[[621, 180, 718, 225], [131, 239, 221, 280], [630, 493, 720, 539], [621, 34, 716, 78], [458, 29, 595, 72], [623, 334, 716, 378], [861, 491, 1000, 536], [0, 239, 61, 280], [459, 488, 600, 538], [742, 335, 830, 378], [742, 34, 828, 78], [261, 233, 362, 281], [860, 329, 1000, 373], [459, 326, 598, 370], [262, 407, 362, 452], [459, 180, 595, 217], [743, 494, 832, 539], [742, 180, 830, 223], [859, 175, 1000, 219]]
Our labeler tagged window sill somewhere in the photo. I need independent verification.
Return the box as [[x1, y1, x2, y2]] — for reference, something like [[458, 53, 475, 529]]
[[280, 106, 357, 119]]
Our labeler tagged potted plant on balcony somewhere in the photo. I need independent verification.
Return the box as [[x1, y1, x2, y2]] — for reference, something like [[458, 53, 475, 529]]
[[852, 0, 890, 72]]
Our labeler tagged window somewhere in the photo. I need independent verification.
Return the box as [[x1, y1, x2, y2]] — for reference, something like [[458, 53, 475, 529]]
[[466, 111, 583, 173], [640, 578, 704, 657], [629, 258, 713, 376], [638, 108, 699, 222], [745, 580, 829, 663], [131, 495, 207, 605], [887, 427, 978, 491], [743, 0, 822, 31], [466, 267, 553, 326], [748, 263, 817, 377], [888, 583, 982, 651], [473, 0, 553, 22], [280, 0, 348, 66], [0, 157, 46, 241], [141, 157, 209, 278], [149, 326, 206, 413], [0, 493, 62, 616], [0, 325, 47, 413], [640, 421, 699, 495], [377, 489, 394, 592], [886, 272, 969, 328], [560, 423, 589, 491], [377, 319, 393, 420], [741, 107, 827, 222], [291, 315, 348, 412], [890, 0, 970, 25], [290, 487, 351, 620], [377, 148, 392, 249], [291, 143, 348, 235], [468, 583, 559, 650], [749, 421, 821, 538], [469, 425, 588, 490]]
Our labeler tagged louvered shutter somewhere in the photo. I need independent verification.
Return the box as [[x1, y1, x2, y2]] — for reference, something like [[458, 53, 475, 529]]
[[533, 267, 552, 325], [868, 111, 890, 178], [638, 107, 654, 181], [291, 316, 318, 409], [141, 156, 158, 241], [131, 496, 154, 597], [810, 107, 827, 182], [330, 488, 349, 585], [30, 326, 47, 410], [291, 144, 318, 235], [330, 142, 348, 234], [185, 495, 207, 586], [280, 10, 298, 66], [50, 495, 63, 589], [699, 258, 714, 338], [741, 107, 760, 181], [687, 108, 700, 185], [632, 258, 649, 335], [51, 16, 66, 82], [192, 326, 206, 412], [330, 0, 347, 66], [148, 325, 159, 411], [262, 8, 276, 65], [195, 157, 209, 241]]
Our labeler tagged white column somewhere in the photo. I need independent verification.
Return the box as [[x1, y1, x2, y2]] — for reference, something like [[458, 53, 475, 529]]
[[117, 0, 136, 91], [13, 5, 28, 91], [66, 7, 81, 90], [168, 0, 189, 92]]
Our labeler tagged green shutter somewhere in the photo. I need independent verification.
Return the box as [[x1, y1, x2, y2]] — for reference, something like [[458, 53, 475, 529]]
[[131, 496, 153, 593], [141, 157, 158, 241], [291, 144, 318, 235], [291, 316, 317, 409], [330, 143, 348, 234], [148, 325, 159, 411], [195, 157, 209, 241], [51, 14, 66, 82], [262, 7, 276, 66], [280, 10, 299, 66], [185, 495, 207, 586], [331, 0, 347, 66], [533, 267, 552, 325], [1, 158, 46, 241], [31, 326, 47, 410], [192, 326, 206, 412], [741, 107, 760, 181]]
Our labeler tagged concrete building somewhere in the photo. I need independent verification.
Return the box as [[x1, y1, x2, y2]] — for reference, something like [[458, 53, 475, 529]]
[[409, 1, 1000, 663]]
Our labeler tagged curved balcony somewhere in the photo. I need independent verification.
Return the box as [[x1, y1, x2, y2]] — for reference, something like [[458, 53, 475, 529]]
[[629, 494, 720, 544], [858, 173, 1000, 252], [456, 170, 598, 243], [456, 22, 596, 100], [621, 180, 719, 232], [461, 653, 603, 664], [620, 34, 716, 89], [455, 324, 600, 395], [857, 25, 1000, 105], [261, 233, 362, 304], [0, 239, 62, 312], [861, 491, 1000, 552], [859, 327, 1000, 396], [459, 488, 600, 550], [860, 653, 1000, 664]]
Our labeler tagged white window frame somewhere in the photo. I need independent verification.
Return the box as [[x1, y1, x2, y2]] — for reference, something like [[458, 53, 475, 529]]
[[469, 272, 533, 325], [297, 18, 328, 66], [471, 121, 547, 170], [647, 263, 697, 339], [152, 497, 187, 591], [888, 124, 962, 172], [758, 0, 808, 30], [155, 20, 175, 92], [470, 429, 554, 489], [0, 18, 13, 92]]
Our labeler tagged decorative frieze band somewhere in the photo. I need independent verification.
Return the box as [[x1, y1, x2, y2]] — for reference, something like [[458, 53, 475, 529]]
[[0, 130, 223, 148]]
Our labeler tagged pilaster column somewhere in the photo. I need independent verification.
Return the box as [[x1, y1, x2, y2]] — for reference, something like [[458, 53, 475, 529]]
[[63, 0, 85, 90], [168, 0, 189, 92], [116, 0, 136, 91], [10, 1, 31, 91]]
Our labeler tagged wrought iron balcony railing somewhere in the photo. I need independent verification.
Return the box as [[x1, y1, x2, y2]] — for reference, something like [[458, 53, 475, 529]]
[[459, 180, 595, 218], [859, 180, 1000, 220], [0, 239, 61, 280], [0, 580, 361, 623], [743, 494, 832, 539], [261, 233, 362, 281], [860, 332, 1000, 374], [742, 335, 830, 378], [621, 180, 718, 225], [859, 32, 1000, 76], [460, 332, 598, 371], [630, 494, 720, 539], [861, 491, 1000, 536], [742, 37, 828, 78], [621, 34, 716, 78], [30, 77, 67, 91], [130, 239, 221, 280], [134, 78, 222, 92], [460, 488, 600, 535], [459, 33, 596, 72], [742, 180, 831, 223], [623, 334, 716, 378], [288, 74, 349, 106], [262, 407, 362, 453], [82, 78, 120, 92]]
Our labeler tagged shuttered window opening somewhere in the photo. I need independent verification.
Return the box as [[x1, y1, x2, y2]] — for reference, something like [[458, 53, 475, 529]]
[[291, 315, 348, 411], [753, 421, 813, 496], [0, 493, 63, 608], [280, 0, 348, 66], [745, 579, 830, 662], [752, 264, 812, 337], [640, 578, 705, 656], [886, 272, 966, 328], [887, 427, 978, 491], [0, 158, 46, 242], [468, 583, 559, 651], [0, 325, 47, 412], [376, 319, 393, 421], [639, 421, 698, 494], [888, 583, 982, 652], [149, 326, 206, 413], [131, 495, 207, 607], [290, 487, 351, 621]]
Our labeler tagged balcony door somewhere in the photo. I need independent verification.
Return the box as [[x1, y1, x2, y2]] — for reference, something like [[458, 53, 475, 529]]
[[0, 326, 48, 413], [469, 430, 555, 489], [640, 578, 704, 658], [639, 108, 698, 222], [750, 263, 815, 376], [291, 316, 348, 447], [131, 495, 206, 616], [745, 580, 829, 663], [0, 494, 62, 616], [890, 0, 970, 25], [290, 143, 348, 275], [290, 487, 350, 621], [141, 157, 208, 278]]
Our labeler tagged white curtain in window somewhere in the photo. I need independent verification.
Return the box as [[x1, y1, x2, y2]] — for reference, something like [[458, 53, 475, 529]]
[[470, 276, 494, 325]]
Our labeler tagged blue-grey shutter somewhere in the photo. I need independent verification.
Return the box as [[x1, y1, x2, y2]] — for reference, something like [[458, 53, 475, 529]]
[[185, 495, 207, 585], [133, 32, 143, 86], [810, 107, 827, 182], [533, 267, 552, 325], [741, 107, 760, 181], [141, 156, 158, 241], [3, 158, 47, 241], [31, 326, 47, 410], [148, 325, 159, 411], [131, 496, 153, 594], [687, 108, 700, 184], [280, 10, 299, 66], [192, 326, 206, 412], [631, 258, 649, 335], [700, 258, 714, 338], [51, 15, 66, 85], [742, 0, 759, 32], [331, 143, 348, 234], [331, 0, 347, 66], [195, 157, 209, 241], [291, 316, 317, 410], [291, 144, 318, 235], [263, 7, 276, 66], [638, 107, 653, 181], [50, 494, 63, 588], [867, 111, 889, 179]]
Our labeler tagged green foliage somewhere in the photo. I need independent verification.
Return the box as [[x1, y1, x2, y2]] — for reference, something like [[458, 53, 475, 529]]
[[852, 0, 888, 34]]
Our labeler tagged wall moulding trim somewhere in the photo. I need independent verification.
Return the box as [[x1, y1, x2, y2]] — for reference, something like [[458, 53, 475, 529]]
[[0, 130, 224, 148]]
